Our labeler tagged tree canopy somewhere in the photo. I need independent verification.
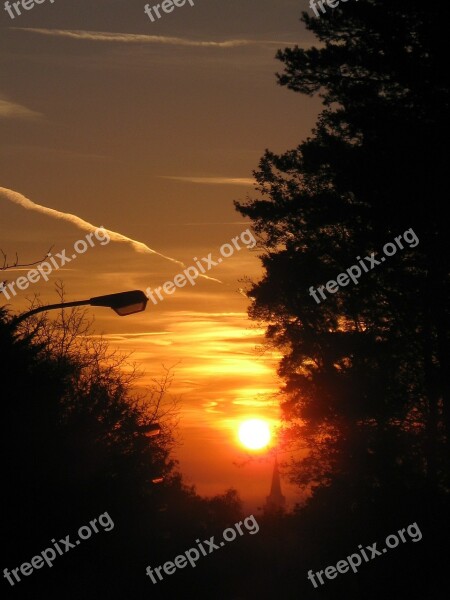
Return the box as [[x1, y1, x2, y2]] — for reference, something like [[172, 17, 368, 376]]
[[235, 0, 449, 503]]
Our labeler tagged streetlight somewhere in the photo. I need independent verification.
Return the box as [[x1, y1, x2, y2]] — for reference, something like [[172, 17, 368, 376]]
[[13, 290, 148, 325], [89, 290, 148, 316]]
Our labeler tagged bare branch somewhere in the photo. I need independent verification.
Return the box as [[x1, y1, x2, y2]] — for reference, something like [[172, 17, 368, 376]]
[[0, 245, 54, 272]]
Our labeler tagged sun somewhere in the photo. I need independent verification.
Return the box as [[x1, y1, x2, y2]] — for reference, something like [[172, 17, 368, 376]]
[[238, 419, 271, 450]]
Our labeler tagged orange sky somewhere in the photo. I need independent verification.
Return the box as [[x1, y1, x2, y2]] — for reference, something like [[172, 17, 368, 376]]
[[1, 0, 319, 510]]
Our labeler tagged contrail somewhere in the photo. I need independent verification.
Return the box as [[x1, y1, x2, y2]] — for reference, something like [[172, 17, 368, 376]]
[[0, 187, 221, 282], [0, 186, 182, 264], [11, 28, 296, 48]]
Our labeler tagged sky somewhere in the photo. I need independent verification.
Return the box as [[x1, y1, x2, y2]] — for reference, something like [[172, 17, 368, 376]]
[[0, 0, 320, 510]]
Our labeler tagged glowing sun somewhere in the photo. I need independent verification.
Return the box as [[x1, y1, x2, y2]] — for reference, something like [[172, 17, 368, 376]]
[[238, 419, 271, 450]]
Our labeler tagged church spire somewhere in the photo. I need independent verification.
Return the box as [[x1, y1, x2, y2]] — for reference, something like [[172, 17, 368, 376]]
[[265, 456, 286, 513]]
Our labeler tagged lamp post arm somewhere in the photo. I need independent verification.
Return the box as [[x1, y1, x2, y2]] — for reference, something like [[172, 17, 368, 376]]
[[12, 300, 90, 326]]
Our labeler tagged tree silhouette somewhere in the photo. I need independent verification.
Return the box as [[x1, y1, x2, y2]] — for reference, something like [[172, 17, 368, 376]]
[[1, 296, 247, 598], [236, 0, 449, 526]]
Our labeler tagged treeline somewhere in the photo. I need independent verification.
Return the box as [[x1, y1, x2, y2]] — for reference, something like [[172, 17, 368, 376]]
[[0, 305, 248, 599]]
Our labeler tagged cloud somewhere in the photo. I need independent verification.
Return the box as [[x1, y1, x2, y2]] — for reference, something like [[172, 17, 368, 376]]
[[12, 28, 293, 48], [160, 176, 255, 186], [0, 97, 42, 120], [0, 186, 184, 267], [0, 187, 223, 283], [99, 312, 279, 423]]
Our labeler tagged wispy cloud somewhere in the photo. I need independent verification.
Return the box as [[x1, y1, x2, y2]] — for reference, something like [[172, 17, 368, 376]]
[[99, 312, 279, 423], [160, 176, 255, 186], [0, 97, 42, 120], [0, 187, 183, 267], [0, 187, 223, 283], [12, 28, 294, 48]]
